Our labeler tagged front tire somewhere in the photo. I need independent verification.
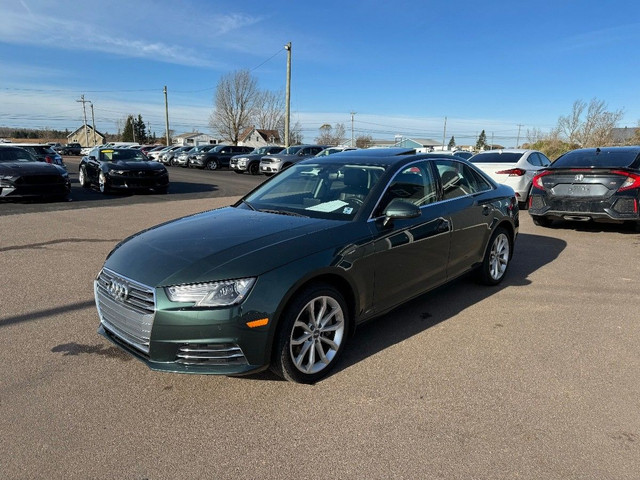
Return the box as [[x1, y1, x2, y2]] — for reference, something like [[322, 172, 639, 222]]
[[98, 172, 110, 194], [272, 284, 348, 384], [206, 159, 219, 170], [78, 166, 90, 188], [479, 227, 511, 285], [249, 162, 259, 175]]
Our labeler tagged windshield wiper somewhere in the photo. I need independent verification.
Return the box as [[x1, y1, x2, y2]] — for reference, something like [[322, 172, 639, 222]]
[[259, 208, 308, 218]]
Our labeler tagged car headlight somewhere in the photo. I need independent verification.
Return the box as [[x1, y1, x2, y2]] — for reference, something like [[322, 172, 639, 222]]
[[165, 278, 256, 306], [112, 170, 125, 175], [0, 176, 15, 187]]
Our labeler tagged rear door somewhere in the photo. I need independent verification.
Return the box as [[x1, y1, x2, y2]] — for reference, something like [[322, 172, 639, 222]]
[[433, 159, 496, 279]]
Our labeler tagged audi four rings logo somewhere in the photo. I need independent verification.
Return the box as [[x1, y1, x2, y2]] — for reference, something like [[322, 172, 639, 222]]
[[108, 280, 129, 301], [575, 174, 584, 181]]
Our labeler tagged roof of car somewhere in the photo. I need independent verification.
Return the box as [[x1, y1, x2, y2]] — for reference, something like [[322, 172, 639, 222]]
[[336, 147, 417, 157]]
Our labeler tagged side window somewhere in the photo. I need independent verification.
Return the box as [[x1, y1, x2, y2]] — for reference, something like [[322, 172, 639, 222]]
[[538, 153, 551, 166], [374, 161, 437, 217], [435, 160, 490, 200], [527, 153, 542, 167]]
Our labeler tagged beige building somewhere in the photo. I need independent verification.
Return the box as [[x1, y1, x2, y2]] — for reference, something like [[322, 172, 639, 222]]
[[68, 125, 105, 147]]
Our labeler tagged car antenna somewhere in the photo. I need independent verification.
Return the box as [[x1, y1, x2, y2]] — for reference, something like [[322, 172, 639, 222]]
[[595, 147, 601, 154]]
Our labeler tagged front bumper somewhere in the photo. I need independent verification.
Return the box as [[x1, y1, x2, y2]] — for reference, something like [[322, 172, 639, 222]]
[[0, 175, 70, 198], [107, 172, 169, 191], [94, 269, 274, 375], [260, 162, 281, 174]]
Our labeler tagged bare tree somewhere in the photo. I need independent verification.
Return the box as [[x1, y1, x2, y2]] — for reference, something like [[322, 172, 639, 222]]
[[557, 99, 585, 144], [555, 98, 623, 147], [315, 123, 346, 145], [252, 89, 285, 131], [355, 134, 373, 149], [209, 70, 259, 145], [526, 127, 546, 145]]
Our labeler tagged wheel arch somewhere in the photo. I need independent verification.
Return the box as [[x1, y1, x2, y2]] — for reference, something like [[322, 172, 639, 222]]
[[268, 271, 358, 361]]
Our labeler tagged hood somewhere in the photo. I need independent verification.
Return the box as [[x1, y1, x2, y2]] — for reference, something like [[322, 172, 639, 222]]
[[103, 207, 345, 287], [0, 161, 62, 175], [107, 160, 164, 170], [264, 153, 298, 161]]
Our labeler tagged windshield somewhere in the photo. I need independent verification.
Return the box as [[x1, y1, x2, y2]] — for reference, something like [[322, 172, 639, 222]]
[[0, 148, 36, 163], [281, 145, 304, 155], [470, 152, 524, 163], [243, 162, 387, 220], [99, 149, 148, 162], [553, 149, 640, 169]]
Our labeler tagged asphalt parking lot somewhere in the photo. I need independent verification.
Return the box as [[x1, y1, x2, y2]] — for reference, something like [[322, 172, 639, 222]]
[[1, 163, 639, 479]]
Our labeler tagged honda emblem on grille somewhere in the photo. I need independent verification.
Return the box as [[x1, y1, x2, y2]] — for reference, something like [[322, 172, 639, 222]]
[[574, 174, 584, 181], [108, 280, 129, 302]]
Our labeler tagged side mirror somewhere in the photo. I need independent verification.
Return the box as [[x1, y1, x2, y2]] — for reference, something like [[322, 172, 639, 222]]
[[88, 155, 97, 161], [382, 200, 421, 227]]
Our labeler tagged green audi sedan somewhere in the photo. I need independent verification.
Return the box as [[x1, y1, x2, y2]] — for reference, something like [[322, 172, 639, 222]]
[[95, 149, 519, 383]]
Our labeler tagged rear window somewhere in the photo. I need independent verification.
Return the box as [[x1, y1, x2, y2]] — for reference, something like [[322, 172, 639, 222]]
[[553, 149, 640, 169], [470, 152, 524, 163]]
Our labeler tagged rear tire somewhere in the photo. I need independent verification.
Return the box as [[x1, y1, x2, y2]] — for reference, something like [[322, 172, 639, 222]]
[[478, 227, 511, 285]]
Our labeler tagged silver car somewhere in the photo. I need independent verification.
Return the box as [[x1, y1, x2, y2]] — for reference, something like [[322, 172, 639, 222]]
[[259, 145, 327, 175]]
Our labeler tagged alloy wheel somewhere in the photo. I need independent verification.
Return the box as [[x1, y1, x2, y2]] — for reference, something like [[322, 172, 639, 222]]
[[289, 295, 345, 375], [488, 232, 510, 281]]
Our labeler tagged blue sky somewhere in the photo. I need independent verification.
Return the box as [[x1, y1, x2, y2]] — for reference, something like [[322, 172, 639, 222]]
[[1, 0, 639, 147]]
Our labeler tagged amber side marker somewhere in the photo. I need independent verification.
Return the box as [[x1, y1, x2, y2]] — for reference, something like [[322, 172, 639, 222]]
[[246, 318, 269, 328]]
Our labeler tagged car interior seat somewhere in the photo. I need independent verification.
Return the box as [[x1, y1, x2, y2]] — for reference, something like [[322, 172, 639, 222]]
[[339, 168, 369, 203]]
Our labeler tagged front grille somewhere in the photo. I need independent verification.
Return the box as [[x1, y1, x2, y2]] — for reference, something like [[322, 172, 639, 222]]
[[16, 174, 65, 185], [176, 343, 248, 366], [95, 268, 156, 354]]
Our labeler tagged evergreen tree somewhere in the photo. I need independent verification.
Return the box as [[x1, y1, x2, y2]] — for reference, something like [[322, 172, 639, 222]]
[[448, 136, 456, 150], [122, 115, 135, 142], [475, 130, 488, 151]]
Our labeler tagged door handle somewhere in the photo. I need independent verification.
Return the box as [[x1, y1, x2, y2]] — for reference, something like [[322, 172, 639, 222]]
[[436, 219, 450, 233], [481, 205, 491, 216]]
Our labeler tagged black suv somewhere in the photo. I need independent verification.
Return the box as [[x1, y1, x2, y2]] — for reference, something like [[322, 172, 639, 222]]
[[190, 145, 254, 170], [59, 143, 82, 155]]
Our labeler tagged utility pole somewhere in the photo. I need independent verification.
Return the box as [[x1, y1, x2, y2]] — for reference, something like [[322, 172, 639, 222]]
[[89, 102, 97, 146], [350, 111, 356, 147], [442, 116, 447, 151], [491, 132, 494, 150], [284, 42, 292, 147], [76, 95, 90, 147], [516, 124, 523, 148], [164, 86, 170, 146]]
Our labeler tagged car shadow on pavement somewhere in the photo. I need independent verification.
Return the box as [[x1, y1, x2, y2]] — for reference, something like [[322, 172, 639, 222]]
[[331, 232, 566, 378], [245, 231, 567, 383]]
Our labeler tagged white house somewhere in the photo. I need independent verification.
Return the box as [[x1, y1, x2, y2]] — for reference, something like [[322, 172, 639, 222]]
[[238, 127, 281, 148], [173, 132, 220, 146]]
